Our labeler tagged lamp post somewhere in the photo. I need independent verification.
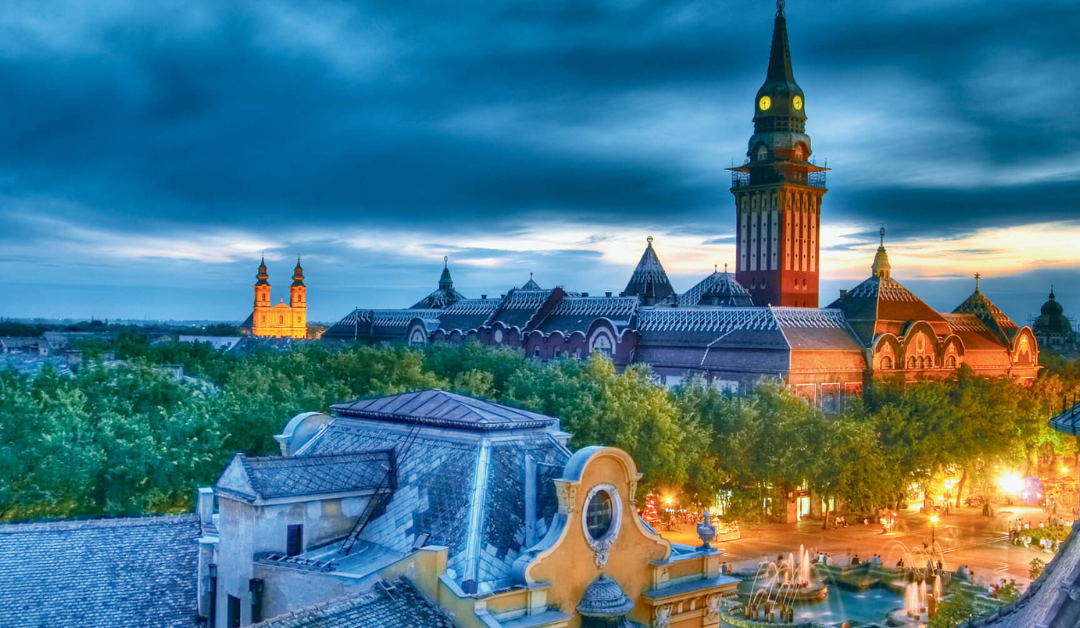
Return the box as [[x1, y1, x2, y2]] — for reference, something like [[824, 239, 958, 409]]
[[929, 514, 939, 549]]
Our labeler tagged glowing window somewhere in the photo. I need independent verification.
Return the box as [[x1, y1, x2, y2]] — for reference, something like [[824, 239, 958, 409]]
[[585, 490, 614, 540]]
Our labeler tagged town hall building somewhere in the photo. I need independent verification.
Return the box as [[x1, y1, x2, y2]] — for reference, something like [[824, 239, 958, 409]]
[[321, 4, 1040, 398]]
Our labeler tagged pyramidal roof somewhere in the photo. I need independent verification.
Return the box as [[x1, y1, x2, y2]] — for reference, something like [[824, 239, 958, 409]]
[[678, 265, 753, 307], [622, 237, 675, 302], [521, 273, 541, 291], [952, 275, 1019, 345]]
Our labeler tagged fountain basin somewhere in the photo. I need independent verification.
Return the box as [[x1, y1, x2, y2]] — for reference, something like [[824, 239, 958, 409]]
[[886, 607, 929, 627]]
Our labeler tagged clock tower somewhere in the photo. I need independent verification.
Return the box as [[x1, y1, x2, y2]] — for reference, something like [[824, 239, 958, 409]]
[[729, 0, 828, 308]]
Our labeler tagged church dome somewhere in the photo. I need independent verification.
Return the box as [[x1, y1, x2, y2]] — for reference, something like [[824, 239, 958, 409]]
[[1042, 288, 1064, 317], [577, 574, 635, 618]]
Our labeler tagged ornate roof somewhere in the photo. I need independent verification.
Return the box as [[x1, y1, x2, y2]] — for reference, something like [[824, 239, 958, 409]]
[[678, 266, 754, 307], [577, 574, 636, 617], [331, 389, 557, 431], [0, 516, 200, 628], [622, 237, 675, 303], [436, 298, 502, 333], [638, 307, 778, 334], [829, 271, 948, 346], [411, 258, 464, 309], [952, 276, 1018, 345], [291, 256, 305, 287], [521, 273, 541, 291], [538, 296, 639, 335], [256, 256, 269, 286], [216, 452, 392, 503]]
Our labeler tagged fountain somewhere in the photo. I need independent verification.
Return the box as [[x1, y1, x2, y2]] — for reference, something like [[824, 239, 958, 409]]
[[883, 541, 948, 627]]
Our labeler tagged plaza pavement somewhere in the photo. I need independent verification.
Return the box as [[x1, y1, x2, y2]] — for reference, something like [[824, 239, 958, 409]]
[[660, 505, 1065, 587]]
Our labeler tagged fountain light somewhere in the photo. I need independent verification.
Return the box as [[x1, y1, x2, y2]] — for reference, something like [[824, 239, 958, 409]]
[[998, 474, 1023, 494]]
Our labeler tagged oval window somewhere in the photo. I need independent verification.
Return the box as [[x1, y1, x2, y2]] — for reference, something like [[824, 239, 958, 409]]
[[586, 490, 614, 540]]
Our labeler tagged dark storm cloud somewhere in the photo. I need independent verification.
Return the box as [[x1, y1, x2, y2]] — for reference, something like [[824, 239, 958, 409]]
[[0, 0, 1078, 320]]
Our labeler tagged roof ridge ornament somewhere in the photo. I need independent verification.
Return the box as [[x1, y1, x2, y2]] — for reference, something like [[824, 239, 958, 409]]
[[777, 0, 785, 18], [975, 272, 981, 293]]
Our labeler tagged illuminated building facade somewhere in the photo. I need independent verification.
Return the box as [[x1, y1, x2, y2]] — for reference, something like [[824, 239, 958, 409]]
[[241, 257, 308, 339]]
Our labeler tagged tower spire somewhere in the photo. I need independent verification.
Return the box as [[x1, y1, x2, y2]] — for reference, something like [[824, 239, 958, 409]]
[[974, 272, 981, 293], [872, 228, 891, 280]]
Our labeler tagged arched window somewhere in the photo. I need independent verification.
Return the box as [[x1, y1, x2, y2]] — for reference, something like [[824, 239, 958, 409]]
[[946, 355, 957, 369], [908, 356, 917, 369], [279, 315, 284, 325], [591, 333, 614, 358], [756, 145, 768, 161], [880, 355, 893, 370], [533, 346, 541, 358]]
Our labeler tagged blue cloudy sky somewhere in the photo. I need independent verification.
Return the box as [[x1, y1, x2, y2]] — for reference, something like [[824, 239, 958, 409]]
[[1, 0, 1078, 325]]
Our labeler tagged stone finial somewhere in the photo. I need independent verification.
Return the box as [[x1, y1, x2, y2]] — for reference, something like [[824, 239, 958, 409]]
[[974, 272, 981, 292], [697, 511, 717, 550], [647, 236, 654, 246]]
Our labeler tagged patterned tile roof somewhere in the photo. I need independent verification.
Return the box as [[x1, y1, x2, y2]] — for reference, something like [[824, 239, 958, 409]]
[[638, 308, 778, 333], [322, 309, 440, 340], [331, 389, 557, 431], [251, 578, 455, 628], [217, 452, 392, 503], [623, 238, 675, 302], [436, 298, 503, 333], [953, 289, 1019, 345], [537, 296, 639, 335], [678, 269, 754, 307], [828, 275, 948, 345], [0, 515, 200, 628], [489, 289, 554, 330], [410, 287, 465, 310]]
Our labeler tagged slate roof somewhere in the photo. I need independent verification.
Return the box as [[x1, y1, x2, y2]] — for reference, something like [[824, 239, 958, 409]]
[[622, 239, 675, 302], [299, 392, 571, 593], [322, 309, 441, 341], [436, 298, 503, 333], [217, 452, 393, 503], [410, 287, 465, 310], [488, 289, 554, 330], [537, 296, 639, 336], [637, 308, 789, 349], [678, 269, 754, 307], [331, 389, 556, 431], [252, 578, 455, 628], [0, 515, 201, 628], [521, 275, 542, 290]]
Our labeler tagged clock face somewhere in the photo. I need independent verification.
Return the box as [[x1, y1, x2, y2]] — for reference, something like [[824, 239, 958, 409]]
[[793, 95, 803, 110], [759, 96, 771, 111]]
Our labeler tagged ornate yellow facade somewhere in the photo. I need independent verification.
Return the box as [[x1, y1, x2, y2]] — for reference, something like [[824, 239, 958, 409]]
[[244, 257, 308, 339]]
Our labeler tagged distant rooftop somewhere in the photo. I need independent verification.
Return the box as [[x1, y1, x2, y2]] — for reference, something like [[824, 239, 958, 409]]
[[331, 389, 557, 431]]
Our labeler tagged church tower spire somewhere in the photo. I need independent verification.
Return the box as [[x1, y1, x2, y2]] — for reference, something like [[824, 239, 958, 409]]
[[729, 1, 828, 308]]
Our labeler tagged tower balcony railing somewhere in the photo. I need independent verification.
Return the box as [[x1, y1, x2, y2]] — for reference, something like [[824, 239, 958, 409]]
[[731, 171, 750, 188], [808, 171, 827, 188]]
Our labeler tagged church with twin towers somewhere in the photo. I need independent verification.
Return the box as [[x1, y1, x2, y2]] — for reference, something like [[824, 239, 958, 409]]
[[321, 1, 1039, 400]]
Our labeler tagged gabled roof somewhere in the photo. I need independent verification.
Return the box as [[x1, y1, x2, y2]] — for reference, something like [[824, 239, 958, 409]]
[[322, 309, 441, 340], [487, 289, 556, 329], [678, 268, 754, 307], [521, 274, 542, 290], [0, 515, 200, 628], [217, 452, 392, 503], [251, 578, 455, 628], [622, 238, 675, 302], [331, 389, 557, 431]]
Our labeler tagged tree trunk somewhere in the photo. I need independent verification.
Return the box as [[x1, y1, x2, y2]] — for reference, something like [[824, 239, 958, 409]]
[[955, 467, 968, 509], [822, 498, 830, 530]]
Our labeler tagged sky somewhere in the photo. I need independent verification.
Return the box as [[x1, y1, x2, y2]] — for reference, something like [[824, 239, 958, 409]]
[[1, 0, 1078, 325]]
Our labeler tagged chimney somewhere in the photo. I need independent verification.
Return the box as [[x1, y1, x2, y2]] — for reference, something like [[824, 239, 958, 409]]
[[581, 292, 589, 297], [839, 289, 848, 299], [481, 294, 487, 299], [605, 292, 613, 297], [197, 487, 214, 529]]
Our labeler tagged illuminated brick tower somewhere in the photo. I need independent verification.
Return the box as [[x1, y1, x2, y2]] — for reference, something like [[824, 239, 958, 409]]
[[729, 0, 828, 308]]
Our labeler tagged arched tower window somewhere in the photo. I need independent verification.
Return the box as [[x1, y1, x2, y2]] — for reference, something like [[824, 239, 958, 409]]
[[880, 355, 893, 370], [756, 145, 768, 161]]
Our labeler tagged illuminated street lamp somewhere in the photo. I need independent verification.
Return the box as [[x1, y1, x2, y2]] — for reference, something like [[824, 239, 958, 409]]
[[929, 514, 939, 549]]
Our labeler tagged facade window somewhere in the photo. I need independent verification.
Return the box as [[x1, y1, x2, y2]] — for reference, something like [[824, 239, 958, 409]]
[[908, 356, 917, 369], [554, 349, 562, 358], [880, 355, 892, 370], [946, 355, 957, 368], [286, 524, 303, 556], [533, 346, 541, 358], [279, 315, 285, 325], [756, 145, 768, 161], [585, 490, 614, 540]]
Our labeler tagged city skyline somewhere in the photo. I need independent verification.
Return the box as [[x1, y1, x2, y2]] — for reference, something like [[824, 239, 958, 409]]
[[1, 0, 1077, 323]]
